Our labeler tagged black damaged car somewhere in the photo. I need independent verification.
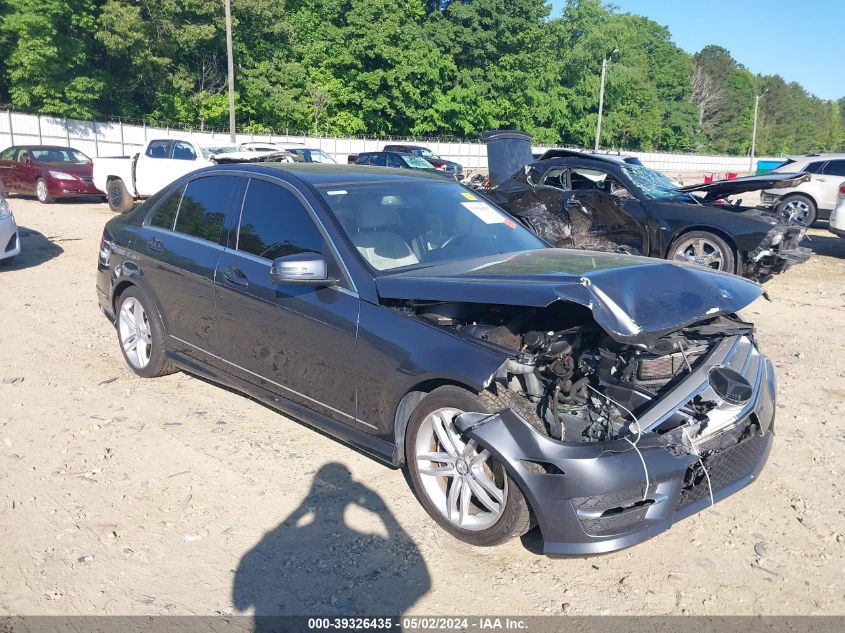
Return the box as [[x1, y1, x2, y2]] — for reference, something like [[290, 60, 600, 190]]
[[480, 134, 811, 281], [97, 164, 776, 555]]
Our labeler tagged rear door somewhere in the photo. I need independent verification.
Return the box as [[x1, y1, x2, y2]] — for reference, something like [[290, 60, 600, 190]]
[[214, 176, 360, 426], [135, 140, 174, 197], [13, 149, 37, 193], [134, 174, 242, 360]]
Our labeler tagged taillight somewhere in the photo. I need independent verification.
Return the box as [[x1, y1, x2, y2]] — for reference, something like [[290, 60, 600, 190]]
[[838, 183, 845, 198], [99, 234, 106, 250]]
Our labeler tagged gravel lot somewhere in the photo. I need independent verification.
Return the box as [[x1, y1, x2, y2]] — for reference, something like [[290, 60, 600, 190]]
[[0, 197, 843, 617]]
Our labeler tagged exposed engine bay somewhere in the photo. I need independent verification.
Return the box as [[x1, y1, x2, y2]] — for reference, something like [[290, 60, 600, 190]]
[[409, 300, 756, 444]]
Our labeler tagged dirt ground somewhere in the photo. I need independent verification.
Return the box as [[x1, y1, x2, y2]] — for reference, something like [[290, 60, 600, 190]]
[[0, 196, 843, 618]]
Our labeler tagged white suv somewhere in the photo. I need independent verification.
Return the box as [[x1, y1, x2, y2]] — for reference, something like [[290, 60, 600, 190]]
[[760, 153, 845, 226]]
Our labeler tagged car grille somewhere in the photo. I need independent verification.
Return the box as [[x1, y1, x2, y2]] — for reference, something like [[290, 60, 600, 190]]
[[79, 177, 95, 185]]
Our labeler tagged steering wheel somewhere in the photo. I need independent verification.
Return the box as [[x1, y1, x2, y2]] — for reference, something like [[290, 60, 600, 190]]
[[440, 233, 484, 250]]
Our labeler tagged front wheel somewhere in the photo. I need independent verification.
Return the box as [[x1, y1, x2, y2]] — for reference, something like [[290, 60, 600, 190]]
[[36, 178, 53, 204], [107, 179, 135, 213], [405, 386, 532, 546], [668, 231, 736, 273]]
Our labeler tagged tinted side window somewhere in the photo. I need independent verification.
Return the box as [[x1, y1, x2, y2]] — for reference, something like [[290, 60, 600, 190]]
[[369, 153, 386, 167], [174, 176, 238, 242], [0, 148, 15, 160], [237, 179, 324, 261], [146, 140, 171, 158], [149, 186, 184, 229], [171, 141, 197, 161], [803, 161, 825, 174], [822, 160, 845, 177], [387, 153, 404, 168]]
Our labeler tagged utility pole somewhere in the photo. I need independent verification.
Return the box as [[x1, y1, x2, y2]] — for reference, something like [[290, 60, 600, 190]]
[[749, 88, 768, 174], [225, 0, 236, 142], [594, 48, 618, 151]]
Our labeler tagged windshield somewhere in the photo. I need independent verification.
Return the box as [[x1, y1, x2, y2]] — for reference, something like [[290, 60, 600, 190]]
[[317, 181, 545, 272], [30, 148, 89, 163], [200, 145, 244, 158], [402, 155, 433, 169], [622, 165, 680, 200], [412, 147, 439, 160]]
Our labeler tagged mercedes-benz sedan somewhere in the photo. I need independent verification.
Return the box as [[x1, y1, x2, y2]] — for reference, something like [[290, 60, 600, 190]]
[[96, 164, 776, 555]]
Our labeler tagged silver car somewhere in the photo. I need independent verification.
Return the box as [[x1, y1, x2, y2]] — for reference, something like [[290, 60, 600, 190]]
[[760, 153, 845, 226], [0, 189, 20, 262], [829, 181, 845, 239]]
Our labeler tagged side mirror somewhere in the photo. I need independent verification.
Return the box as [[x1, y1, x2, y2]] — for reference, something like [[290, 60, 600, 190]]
[[269, 252, 337, 286]]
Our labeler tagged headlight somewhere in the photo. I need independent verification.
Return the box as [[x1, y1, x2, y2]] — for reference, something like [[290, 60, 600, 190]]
[[0, 198, 11, 221], [48, 170, 75, 180], [770, 231, 783, 246]]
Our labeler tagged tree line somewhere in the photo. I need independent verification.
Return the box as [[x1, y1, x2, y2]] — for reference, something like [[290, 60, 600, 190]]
[[0, 0, 842, 155]]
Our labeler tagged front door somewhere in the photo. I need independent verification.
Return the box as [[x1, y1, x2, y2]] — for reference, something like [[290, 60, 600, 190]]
[[565, 167, 648, 255], [214, 177, 360, 426], [13, 149, 37, 194]]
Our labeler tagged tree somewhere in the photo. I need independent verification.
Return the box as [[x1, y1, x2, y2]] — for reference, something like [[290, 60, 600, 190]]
[[1, 0, 105, 117]]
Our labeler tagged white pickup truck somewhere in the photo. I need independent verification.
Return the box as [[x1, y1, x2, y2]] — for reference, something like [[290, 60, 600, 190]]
[[93, 138, 291, 212]]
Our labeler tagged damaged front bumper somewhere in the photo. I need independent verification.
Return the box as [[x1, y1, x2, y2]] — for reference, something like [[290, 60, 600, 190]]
[[744, 226, 811, 278], [455, 335, 776, 556]]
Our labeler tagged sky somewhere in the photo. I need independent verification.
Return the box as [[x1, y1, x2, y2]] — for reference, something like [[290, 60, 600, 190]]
[[549, 0, 844, 100]]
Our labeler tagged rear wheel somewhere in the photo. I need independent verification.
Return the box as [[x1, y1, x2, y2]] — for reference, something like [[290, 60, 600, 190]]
[[115, 286, 177, 378], [35, 178, 53, 204], [405, 386, 532, 546], [107, 179, 135, 213], [668, 231, 736, 273], [778, 194, 816, 226]]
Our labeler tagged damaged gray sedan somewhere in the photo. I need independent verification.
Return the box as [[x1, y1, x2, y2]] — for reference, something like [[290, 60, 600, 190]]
[[97, 164, 776, 555]]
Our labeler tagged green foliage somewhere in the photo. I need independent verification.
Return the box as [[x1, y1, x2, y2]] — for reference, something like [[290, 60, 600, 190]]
[[0, 0, 841, 154]]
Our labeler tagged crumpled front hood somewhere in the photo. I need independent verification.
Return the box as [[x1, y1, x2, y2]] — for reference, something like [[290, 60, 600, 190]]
[[375, 250, 763, 345], [676, 173, 810, 200]]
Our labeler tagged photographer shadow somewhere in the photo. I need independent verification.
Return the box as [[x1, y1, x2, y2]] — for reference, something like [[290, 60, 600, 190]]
[[232, 463, 431, 629]]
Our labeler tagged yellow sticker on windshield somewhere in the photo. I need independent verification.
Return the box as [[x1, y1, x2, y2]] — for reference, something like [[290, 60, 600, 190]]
[[460, 192, 478, 200]]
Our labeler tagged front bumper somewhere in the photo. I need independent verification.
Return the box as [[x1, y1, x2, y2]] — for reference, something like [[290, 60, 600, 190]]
[[744, 227, 811, 278], [455, 335, 776, 555], [0, 215, 20, 261], [50, 177, 103, 197]]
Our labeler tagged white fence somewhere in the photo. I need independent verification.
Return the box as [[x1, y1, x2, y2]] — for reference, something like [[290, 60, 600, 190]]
[[0, 109, 775, 174]]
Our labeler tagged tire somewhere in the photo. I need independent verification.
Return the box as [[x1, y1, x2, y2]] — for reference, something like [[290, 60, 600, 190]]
[[667, 230, 736, 273], [107, 179, 135, 214], [777, 194, 817, 227], [35, 178, 53, 204], [115, 286, 177, 378], [405, 385, 532, 546]]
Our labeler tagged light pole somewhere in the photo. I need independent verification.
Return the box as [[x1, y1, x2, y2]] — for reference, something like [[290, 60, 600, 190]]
[[594, 47, 618, 151], [224, 0, 236, 142], [749, 87, 768, 174]]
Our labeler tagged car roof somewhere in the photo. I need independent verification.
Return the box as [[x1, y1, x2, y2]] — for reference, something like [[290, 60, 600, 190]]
[[781, 153, 845, 165], [537, 148, 639, 165], [205, 162, 451, 186], [16, 145, 79, 151]]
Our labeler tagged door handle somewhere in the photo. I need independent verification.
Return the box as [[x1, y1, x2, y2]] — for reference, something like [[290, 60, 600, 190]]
[[223, 267, 249, 288], [146, 237, 164, 252]]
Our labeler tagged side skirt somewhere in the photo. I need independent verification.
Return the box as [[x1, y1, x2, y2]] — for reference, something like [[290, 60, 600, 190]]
[[165, 349, 399, 467]]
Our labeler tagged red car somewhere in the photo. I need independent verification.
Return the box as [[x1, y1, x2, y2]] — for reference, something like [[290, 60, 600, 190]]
[[0, 145, 103, 203]]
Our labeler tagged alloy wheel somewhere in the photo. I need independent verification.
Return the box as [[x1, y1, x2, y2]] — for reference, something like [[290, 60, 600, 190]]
[[36, 180, 49, 203], [118, 297, 153, 369], [414, 407, 508, 531], [671, 236, 726, 270], [781, 199, 812, 226]]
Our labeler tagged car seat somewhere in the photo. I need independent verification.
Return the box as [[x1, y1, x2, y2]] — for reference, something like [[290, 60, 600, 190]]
[[351, 206, 419, 270]]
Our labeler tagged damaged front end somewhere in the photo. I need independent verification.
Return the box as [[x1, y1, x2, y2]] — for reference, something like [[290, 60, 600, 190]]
[[453, 322, 775, 555], [744, 224, 811, 279], [379, 250, 776, 554]]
